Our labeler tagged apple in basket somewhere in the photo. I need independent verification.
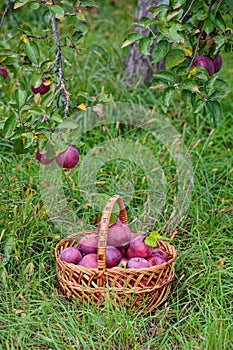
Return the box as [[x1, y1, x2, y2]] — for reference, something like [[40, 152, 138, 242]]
[[126, 235, 153, 259], [106, 246, 122, 268], [79, 234, 98, 254], [127, 257, 150, 269], [97, 218, 132, 250], [78, 253, 98, 268], [59, 247, 82, 264]]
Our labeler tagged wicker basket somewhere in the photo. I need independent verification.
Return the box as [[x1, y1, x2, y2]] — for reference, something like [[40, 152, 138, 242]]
[[55, 195, 177, 312]]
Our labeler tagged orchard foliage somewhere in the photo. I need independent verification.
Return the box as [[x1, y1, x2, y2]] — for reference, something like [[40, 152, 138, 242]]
[[0, 0, 103, 155], [123, 0, 233, 121]]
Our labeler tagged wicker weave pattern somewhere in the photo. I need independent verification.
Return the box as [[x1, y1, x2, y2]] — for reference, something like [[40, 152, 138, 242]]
[[55, 195, 177, 312]]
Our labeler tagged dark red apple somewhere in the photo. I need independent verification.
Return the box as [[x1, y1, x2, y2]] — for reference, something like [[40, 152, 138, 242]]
[[126, 235, 153, 259], [79, 234, 98, 254], [59, 247, 82, 264], [192, 56, 215, 76], [148, 255, 166, 266], [106, 246, 122, 268], [30, 77, 50, 95], [127, 257, 150, 269], [151, 249, 169, 261], [36, 150, 54, 165], [99, 218, 132, 248], [0, 68, 8, 80], [55, 145, 80, 169], [78, 253, 98, 268], [212, 54, 222, 73]]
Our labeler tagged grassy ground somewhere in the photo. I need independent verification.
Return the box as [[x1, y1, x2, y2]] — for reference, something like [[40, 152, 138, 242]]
[[1, 1, 233, 349]]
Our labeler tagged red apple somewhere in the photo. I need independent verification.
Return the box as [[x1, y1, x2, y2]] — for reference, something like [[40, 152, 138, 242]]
[[151, 249, 169, 261], [126, 235, 153, 259], [79, 234, 98, 254], [30, 77, 50, 95], [106, 246, 122, 268], [0, 68, 8, 80], [212, 54, 222, 73], [127, 257, 150, 269], [78, 253, 98, 268], [98, 218, 132, 249], [148, 255, 165, 266], [36, 150, 54, 165], [59, 247, 82, 264], [192, 56, 215, 76], [55, 145, 80, 169]]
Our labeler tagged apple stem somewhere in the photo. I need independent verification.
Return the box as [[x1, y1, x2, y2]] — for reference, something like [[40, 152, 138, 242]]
[[50, 13, 70, 118]]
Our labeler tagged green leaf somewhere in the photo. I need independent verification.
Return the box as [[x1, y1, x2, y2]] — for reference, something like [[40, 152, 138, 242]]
[[30, 2, 40, 10], [166, 49, 186, 69], [24, 41, 39, 65], [152, 40, 169, 64], [122, 33, 144, 48], [203, 18, 215, 35], [206, 101, 221, 122], [138, 36, 153, 55], [15, 90, 27, 110], [14, 0, 29, 9], [49, 6, 65, 20], [194, 99, 205, 114], [144, 231, 170, 247], [162, 87, 175, 107], [30, 73, 42, 88], [181, 80, 199, 92], [51, 114, 63, 123], [182, 89, 192, 105], [153, 70, 176, 83], [88, 45, 110, 62], [3, 114, 17, 138], [22, 132, 34, 149]]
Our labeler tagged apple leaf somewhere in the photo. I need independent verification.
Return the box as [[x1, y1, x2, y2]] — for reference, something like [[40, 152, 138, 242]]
[[144, 231, 170, 247], [122, 33, 144, 48], [206, 101, 221, 123], [138, 36, 154, 55], [15, 89, 27, 110], [50, 6, 65, 21], [152, 40, 169, 64], [3, 114, 17, 139]]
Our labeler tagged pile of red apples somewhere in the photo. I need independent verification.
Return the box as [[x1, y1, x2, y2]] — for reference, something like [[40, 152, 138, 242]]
[[59, 218, 169, 269]]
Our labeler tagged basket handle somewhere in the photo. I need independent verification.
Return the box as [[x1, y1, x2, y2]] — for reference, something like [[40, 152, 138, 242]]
[[97, 195, 128, 272]]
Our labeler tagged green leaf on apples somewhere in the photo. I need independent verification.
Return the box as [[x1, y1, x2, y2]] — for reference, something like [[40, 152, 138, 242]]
[[145, 231, 170, 247], [31, 74, 42, 89]]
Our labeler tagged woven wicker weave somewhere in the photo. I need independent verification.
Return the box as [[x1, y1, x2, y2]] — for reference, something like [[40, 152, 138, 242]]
[[55, 195, 177, 312]]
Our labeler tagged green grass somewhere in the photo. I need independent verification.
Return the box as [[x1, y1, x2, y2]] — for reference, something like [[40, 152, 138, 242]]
[[1, 1, 233, 349]]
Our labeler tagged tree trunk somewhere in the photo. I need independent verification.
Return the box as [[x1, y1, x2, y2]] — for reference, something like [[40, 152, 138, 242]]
[[124, 0, 163, 85]]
